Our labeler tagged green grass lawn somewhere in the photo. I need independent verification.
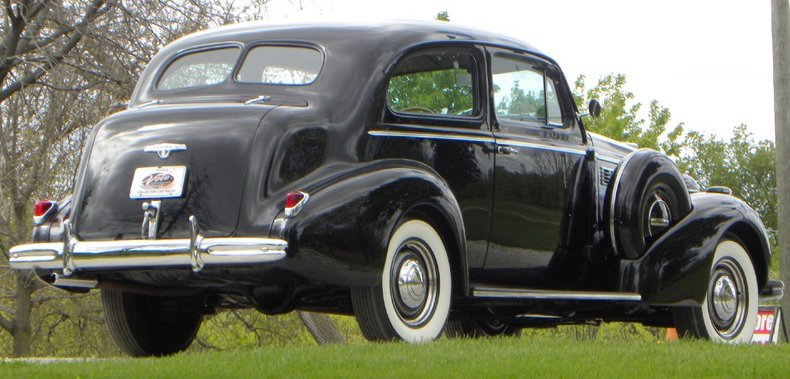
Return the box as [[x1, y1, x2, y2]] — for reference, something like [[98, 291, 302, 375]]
[[2, 335, 789, 378]]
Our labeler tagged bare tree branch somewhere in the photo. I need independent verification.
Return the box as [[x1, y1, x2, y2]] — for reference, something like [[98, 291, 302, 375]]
[[0, 311, 13, 333], [0, 0, 111, 103]]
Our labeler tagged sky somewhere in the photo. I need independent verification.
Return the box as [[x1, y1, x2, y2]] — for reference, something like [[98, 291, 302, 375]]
[[264, 0, 776, 142]]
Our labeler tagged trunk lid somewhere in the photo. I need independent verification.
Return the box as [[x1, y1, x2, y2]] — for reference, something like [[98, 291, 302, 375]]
[[74, 103, 274, 240]]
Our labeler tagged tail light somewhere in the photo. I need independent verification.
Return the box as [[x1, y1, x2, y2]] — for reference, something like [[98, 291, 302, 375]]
[[284, 191, 309, 218], [33, 200, 58, 225]]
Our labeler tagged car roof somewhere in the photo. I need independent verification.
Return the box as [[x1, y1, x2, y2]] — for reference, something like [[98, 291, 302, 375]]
[[166, 20, 543, 56], [131, 20, 549, 106]]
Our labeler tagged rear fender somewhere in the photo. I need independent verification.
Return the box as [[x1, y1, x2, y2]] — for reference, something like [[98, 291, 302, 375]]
[[619, 193, 770, 305], [285, 161, 467, 288]]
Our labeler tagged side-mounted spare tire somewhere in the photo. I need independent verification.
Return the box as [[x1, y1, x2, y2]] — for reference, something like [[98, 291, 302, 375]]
[[606, 149, 691, 259]]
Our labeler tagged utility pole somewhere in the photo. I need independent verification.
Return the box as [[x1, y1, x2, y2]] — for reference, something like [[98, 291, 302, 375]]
[[772, 0, 790, 341]]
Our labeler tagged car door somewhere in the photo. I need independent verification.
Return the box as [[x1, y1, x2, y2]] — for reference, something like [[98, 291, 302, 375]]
[[481, 48, 588, 288], [371, 44, 496, 276]]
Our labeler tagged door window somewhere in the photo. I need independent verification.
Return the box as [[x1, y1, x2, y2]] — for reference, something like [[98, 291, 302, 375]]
[[387, 50, 479, 118], [491, 54, 563, 127]]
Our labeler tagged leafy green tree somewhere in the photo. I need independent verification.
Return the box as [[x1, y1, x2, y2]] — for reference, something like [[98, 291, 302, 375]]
[[677, 125, 777, 230], [574, 74, 684, 155], [436, 11, 450, 22]]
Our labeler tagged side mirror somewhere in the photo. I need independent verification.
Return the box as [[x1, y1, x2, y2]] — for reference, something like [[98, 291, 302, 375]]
[[588, 99, 602, 118]]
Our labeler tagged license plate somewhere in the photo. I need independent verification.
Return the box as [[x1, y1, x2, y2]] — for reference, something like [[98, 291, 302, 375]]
[[129, 166, 187, 199]]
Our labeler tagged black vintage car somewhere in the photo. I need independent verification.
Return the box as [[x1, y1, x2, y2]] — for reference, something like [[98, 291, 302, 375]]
[[10, 21, 783, 355]]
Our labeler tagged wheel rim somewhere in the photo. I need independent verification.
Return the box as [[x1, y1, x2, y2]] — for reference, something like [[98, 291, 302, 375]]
[[707, 257, 748, 339], [477, 319, 509, 336], [389, 238, 439, 328], [645, 192, 672, 238]]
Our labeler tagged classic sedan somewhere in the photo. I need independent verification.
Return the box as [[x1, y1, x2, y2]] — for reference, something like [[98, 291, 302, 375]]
[[9, 21, 783, 355]]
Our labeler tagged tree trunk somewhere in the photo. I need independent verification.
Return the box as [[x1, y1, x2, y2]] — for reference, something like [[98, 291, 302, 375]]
[[297, 311, 345, 345], [772, 0, 790, 342], [12, 271, 35, 356]]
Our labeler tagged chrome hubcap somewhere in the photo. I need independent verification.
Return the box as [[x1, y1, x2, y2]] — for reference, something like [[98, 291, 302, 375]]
[[646, 194, 671, 237], [708, 258, 747, 339], [390, 239, 438, 328], [397, 258, 427, 309], [712, 276, 738, 322]]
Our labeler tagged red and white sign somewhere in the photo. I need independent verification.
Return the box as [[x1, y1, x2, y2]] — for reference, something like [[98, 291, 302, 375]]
[[129, 166, 187, 199], [751, 306, 782, 344]]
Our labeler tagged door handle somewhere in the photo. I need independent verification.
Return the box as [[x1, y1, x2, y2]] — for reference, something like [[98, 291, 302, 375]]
[[497, 145, 519, 155]]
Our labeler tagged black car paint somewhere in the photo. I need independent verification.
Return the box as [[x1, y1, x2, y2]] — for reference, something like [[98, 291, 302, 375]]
[[38, 22, 771, 321]]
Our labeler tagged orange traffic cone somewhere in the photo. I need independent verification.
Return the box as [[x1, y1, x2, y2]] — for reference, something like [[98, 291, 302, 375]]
[[666, 328, 678, 341]]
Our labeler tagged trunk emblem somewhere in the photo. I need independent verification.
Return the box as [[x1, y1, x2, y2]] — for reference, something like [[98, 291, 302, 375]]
[[144, 143, 187, 159]]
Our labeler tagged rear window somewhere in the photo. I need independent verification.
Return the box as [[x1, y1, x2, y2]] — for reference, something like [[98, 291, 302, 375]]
[[157, 47, 240, 90], [236, 46, 323, 85]]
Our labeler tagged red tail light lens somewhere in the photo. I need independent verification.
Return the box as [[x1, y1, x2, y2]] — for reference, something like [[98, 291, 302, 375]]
[[34, 200, 54, 217], [285, 192, 305, 209], [284, 191, 309, 218]]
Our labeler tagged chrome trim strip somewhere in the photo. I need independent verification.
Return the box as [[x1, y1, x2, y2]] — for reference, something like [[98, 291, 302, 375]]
[[494, 138, 587, 156], [368, 130, 588, 156], [368, 130, 495, 144], [472, 286, 642, 301], [9, 236, 287, 272], [608, 149, 646, 257]]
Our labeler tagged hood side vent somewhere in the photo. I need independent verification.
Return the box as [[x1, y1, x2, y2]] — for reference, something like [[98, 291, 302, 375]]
[[599, 167, 613, 187]]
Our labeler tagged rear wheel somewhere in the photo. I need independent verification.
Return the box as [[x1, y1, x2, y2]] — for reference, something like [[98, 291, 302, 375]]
[[351, 219, 452, 343], [673, 238, 758, 343], [101, 289, 203, 356]]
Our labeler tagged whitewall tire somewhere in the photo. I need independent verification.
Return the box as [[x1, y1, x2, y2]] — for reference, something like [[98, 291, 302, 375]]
[[673, 238, 758, 343], [352, 219, 452, 343]]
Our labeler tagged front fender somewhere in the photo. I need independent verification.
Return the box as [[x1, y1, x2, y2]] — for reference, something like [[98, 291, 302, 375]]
[[619, 192, 771, 305], [284, 160, 466, 288]]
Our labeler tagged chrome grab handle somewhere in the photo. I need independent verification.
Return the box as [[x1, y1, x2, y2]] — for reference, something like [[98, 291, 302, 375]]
[[497, 145, 519, 155]]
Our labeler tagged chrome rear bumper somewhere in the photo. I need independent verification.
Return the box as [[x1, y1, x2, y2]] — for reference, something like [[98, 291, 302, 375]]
[[9, 216, 287, 274]]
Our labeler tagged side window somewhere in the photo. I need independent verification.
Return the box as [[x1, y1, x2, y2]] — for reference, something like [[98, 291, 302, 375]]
[[236, 46, 323, 85], [387, 50, 478, 117], [158, 47, 240, 90], [492, 54, 564, 127]]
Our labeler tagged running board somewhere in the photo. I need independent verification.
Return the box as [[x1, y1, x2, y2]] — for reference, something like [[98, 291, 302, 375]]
[[472, 285, 642, 302]]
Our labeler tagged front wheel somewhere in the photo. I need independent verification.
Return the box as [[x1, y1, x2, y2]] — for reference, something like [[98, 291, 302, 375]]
[[351, 219, 452, 343], [101, 289, 203, 356], [673, 238, 758, 343]]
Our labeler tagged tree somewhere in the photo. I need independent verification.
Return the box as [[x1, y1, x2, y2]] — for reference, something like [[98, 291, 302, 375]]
[[573, 74, 685, 155], [435, 11, 449, 22], [676, 126, 777, 231], [0, 0, 273, 356]]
